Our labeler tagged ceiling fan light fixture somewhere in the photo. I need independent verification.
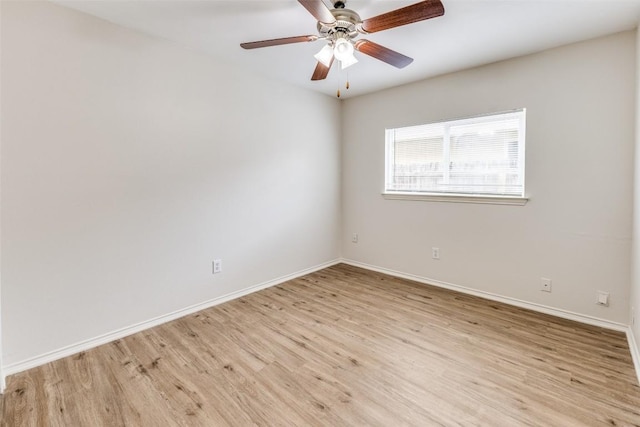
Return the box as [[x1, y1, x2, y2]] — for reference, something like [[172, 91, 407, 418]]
[[241, 0, 446, 82], [340, 53, 358, 69], [333, 37, 354, 61], [314, 44, 334, 67]]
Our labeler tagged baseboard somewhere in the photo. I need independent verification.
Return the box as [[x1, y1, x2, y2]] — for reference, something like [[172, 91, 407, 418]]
[[627, 328, 640, 386], [4, 257, 634, 387], [341, 259, 640, 383], [2, 259, 341, 379], [340, 259, 628, 333]]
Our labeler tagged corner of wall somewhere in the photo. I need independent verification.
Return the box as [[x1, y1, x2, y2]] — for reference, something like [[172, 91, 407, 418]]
[[630, 24, 640, 386], [338, 97, 346, 259], [0, 0, 5, 394], [628, 326, 640, 386]]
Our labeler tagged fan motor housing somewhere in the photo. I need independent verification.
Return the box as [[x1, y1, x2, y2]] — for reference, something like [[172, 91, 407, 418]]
[[317, 8, 361, 41]]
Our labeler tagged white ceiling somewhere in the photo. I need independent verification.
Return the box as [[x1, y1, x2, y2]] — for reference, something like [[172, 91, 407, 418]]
[[53, 0, 640, 99]]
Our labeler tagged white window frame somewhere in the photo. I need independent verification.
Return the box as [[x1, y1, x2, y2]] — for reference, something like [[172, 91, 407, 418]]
[[383, 109, 528, 206]]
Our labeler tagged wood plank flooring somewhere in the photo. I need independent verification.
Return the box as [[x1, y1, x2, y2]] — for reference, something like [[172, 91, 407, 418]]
[[2, 264, 640, 426]]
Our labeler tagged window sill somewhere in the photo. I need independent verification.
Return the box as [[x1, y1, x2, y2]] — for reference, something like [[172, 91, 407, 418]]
[[382, 192, 529, 206]]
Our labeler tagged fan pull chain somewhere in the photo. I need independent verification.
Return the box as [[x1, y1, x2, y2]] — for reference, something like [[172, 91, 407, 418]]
[[336, 81, 349, 97], [337, 74, 349, 98]]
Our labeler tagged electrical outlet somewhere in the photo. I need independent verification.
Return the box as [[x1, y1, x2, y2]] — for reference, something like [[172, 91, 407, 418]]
[[352, 233, 358, 243], [432, 247, 440, 260], [540, 278, 552, 292], [596, 291, 609, 307], [213, 259, 222, 274]]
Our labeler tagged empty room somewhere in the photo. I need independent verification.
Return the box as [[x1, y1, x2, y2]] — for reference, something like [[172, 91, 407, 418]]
[[2, 0, 640, 425]]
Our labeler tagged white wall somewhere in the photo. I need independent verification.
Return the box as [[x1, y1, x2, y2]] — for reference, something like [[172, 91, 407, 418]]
[[342, 31, 636, 325], [0, 0, 4, 392], [631, 25, 640, 363], [0, 1, 341, 367]]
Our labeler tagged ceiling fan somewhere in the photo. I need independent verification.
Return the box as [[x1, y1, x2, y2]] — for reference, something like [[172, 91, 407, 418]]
[[240, 0, 445, 81]]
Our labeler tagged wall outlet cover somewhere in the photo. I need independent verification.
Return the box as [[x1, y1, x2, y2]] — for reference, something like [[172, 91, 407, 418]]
[[596, 291, 609, 306], [213, 259, 222, 274]]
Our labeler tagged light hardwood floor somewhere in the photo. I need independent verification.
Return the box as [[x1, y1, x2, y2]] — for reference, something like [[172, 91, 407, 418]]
[[2, 264, 640, 426]]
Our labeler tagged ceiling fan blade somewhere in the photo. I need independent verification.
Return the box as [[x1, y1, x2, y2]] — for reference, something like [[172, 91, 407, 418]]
[[360, 0, 444, 34], [311, 57, 334, 81], [240, 35, 318, 49], [298, 0, 337, 25], [354, 40, 413, 69]]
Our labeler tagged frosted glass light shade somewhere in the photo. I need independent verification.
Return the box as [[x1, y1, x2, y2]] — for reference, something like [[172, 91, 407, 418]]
[[314, 44, 334, 67], [334, 38, 357, 69], [340, 53, 358, 69], [333, 38, 354, 61]]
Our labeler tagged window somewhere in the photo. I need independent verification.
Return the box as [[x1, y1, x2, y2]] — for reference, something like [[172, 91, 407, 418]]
[[384, 109, 526, 204]]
